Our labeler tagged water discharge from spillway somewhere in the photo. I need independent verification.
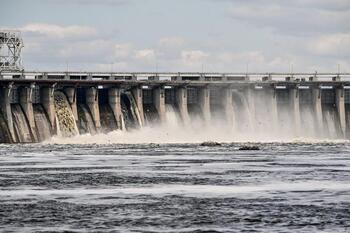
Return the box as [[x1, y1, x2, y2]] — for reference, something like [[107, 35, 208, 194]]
[[12, 104, 33, 143], [54, 91, 79, 137], [42, 89, 347, 144], [33, 104, 52, 141]]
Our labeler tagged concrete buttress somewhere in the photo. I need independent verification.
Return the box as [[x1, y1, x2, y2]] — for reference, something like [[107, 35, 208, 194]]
[[336, 88, 346, 137], [199, 87, 211, 124], [108, 88, 123, 130], [154, 87, 166, 122], [0, 87, 15, 142], [41, 87, 56, 134], [289, 88, 301, 136], [132, 87, 145, 126], [19, 87, 38, 142], [176, 87, 190, 125], [86, 87, 101, 131], [64, 87, 78, 123]]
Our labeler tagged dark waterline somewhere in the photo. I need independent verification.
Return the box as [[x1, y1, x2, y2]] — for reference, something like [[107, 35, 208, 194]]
[[0, 143, 349, 232]]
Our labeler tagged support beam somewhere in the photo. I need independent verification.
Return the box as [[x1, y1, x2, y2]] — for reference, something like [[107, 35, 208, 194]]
[[222, 88, 234, 127], [108, 88, 124, 130], [0, 87, 15, 142], [198, 87, 211, 124], [176, 87, 190, 125], [336, 88, 346, 137], [132, 87, 145, 126], [41, 87, 56, 134], [289, 88, 301, 136], [86, 87, 101, 131], [64, 87, 78, 123], [153, 87, 166, 122], [19, 87, 38, 142], [312, 88, 323, 134]]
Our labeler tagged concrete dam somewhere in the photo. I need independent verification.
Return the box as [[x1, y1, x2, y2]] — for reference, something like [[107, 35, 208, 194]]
[[0, 71, 350, 143]]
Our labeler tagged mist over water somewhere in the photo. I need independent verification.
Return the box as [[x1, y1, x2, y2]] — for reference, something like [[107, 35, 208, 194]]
[[46, 90, 345, 144]]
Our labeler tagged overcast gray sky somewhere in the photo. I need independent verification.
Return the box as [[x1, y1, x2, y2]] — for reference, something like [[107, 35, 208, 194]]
[[1, 0, 349, 72]]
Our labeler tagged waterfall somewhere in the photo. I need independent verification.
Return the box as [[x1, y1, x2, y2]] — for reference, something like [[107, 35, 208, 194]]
[[54, 91, 79, 137], [33, 104, 52, 141], [121, 93, 142, 129], [0, 110, 12, 143], [323, 107, 340, 138], [99, 105, 117, 133], [165, 104, 182, 128], [232, 91, 254, 133], [11, 104, 33, 143], [77, 104, 96, 135], [127, 93, 143, 127], [300, 105, 317, 138]]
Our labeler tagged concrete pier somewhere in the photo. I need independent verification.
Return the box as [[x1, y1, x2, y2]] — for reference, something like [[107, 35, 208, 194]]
[[289, 88, 301, 136], [336, 88, 346, 137], [269, 88, 278, 131], [108, 88, 123, 130], [86, 87, 101, 131], [19, 87, 38, 142], [222, 88, 234, 127], [132, 87, 145, 126], [153, 87, 166, 122], [0, 87, 15, 142], [198, 87, 211, 124], [64, 87, 78, 123], [41, 87, 56, 133], [312, 88, 323, 134], [176, 87, 190, 124]]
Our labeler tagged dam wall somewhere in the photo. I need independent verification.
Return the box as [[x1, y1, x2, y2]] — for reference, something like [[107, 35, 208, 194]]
[[0, 71, 350, 142]]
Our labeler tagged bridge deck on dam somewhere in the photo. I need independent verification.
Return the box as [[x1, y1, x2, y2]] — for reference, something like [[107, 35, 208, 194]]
[[1, 71, 350, 143]]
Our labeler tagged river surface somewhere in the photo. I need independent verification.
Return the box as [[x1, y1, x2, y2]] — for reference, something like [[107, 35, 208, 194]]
[[0, 142, 349, 232]]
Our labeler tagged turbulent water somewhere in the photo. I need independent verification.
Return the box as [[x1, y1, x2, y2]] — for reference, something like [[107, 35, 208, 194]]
[[1, 89, 350, 232], [11, 104, 33, 143], [0, 142, 349, 232], [54, 92, 79, 137]]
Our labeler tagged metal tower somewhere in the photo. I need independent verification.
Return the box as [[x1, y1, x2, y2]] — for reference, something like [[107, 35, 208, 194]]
[[0, 30, 24, 71]]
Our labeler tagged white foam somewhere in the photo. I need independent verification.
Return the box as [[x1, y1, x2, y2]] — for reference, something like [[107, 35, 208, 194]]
[[1, 181, 348, 198]]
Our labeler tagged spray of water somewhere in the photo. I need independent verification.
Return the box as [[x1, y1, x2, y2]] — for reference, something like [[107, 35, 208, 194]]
[[45, 90, 345, 144]]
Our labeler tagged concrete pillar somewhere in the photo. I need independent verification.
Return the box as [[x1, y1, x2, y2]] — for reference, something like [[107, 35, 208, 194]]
[[0, 88, 15, 142], [222, 88, 234, 127], [108, 88, 123, 130], [198, 87, 211, 123], [19, 87, 38, 142], [268, 88, 278, 131], [86, 87, 101, 130], [312, 88, 323, 134], [176, 87, 190, 124], [64, 87, 78, 123], [289, 88, 301, 136], [132, 87, 145, 126], [336, 88, 346, 137], [41, 87, 56, 133], [153, 87, 166, 122]]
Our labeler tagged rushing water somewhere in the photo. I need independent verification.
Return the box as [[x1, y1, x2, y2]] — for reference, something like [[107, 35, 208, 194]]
[[0, 142, 349, 232], [33, 104, 52, 142], [54, 92, 79, 137], [11, 104, 33, 143]]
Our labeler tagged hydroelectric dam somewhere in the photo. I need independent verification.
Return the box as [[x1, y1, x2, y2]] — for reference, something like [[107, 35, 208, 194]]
[[0, 71, 350, 143]]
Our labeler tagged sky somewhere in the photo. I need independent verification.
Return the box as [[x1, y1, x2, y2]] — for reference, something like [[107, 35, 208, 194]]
[[0, 0, 349, 73]]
